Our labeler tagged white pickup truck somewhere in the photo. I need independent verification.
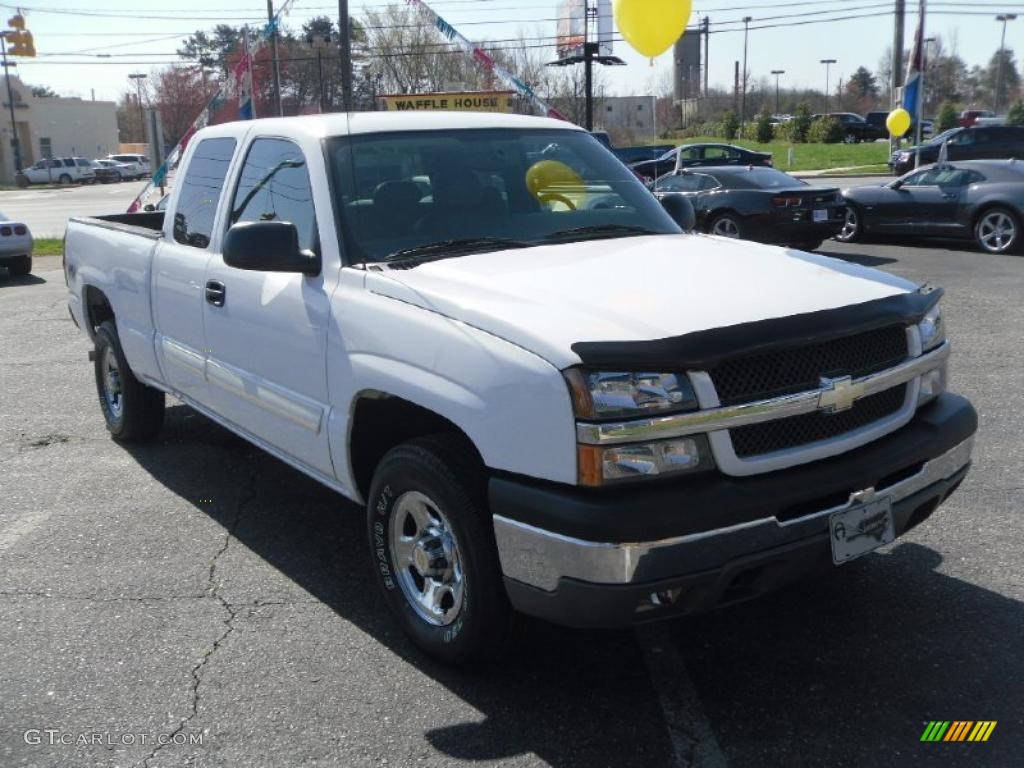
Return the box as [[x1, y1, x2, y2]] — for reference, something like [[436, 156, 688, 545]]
[[65, 112, 976, 665]]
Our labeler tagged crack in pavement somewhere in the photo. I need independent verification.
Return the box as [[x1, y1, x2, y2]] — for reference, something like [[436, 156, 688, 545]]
[[138, 463, 261, 768]]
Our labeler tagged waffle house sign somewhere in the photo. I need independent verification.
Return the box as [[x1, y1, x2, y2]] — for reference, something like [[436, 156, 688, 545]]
[[380, 91, 515, 114]]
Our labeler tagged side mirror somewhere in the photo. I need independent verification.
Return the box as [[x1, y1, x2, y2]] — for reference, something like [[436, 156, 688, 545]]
[[143, 204, 155, 212], [660, 194, 696, 232], [223, 221, 321, 276]]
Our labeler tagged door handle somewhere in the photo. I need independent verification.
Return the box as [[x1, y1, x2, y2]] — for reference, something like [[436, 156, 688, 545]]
[[205, 280, 226, 307]]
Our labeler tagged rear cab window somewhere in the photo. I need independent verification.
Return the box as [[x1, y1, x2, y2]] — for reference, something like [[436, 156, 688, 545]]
[[171, 137, 237, 249]]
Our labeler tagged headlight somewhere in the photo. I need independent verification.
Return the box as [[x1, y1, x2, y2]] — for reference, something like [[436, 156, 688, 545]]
[[918, 303, 946, 352], [578, 436, 711, 486], [564, 369, 698, 420], [897, 152, 911, 161]]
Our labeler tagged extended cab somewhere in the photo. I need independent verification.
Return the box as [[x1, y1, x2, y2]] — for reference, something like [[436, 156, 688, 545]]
[[65, 113, 976, 665]]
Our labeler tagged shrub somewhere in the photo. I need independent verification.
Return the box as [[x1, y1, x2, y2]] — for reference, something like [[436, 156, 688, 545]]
[[808, 116, 845, 143], [1007, 101, 1024, 126], [755, 109, 774, 144], [721, 110, 739, 140], [790, 103, 813, 143], [937, 101, 960, 132]]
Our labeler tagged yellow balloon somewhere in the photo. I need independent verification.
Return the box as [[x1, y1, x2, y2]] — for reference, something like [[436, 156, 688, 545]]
[[886, 108, 912, 137], [526, 160, 583, 199], [615, 0, 693, 59]]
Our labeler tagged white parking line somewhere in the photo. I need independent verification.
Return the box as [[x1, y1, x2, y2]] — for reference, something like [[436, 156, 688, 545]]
[[637, 625, 728, 768]]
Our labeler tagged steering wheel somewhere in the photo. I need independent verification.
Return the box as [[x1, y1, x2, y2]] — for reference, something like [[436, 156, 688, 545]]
[[538, 193, 576, 211]]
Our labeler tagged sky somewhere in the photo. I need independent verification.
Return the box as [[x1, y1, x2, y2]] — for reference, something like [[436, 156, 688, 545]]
[[6, 0, 1019, 106]]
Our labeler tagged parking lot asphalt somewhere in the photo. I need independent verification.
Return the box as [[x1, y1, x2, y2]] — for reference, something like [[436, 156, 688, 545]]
[[1, 238, 1022, 768]]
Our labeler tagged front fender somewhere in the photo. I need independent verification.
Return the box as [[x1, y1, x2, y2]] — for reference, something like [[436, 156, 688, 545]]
[[326, 284, 578, 495]]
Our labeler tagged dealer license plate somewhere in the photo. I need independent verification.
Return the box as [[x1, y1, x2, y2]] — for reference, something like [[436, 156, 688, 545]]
[[829, 497, 895, 564], [813, 208, 828, 223]]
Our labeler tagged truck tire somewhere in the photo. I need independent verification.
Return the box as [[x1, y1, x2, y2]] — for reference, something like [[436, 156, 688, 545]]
[[93, 320, 165, 442], [366, 434, 511, 666], [58, 173, 72, 185], [8, 255, 31, 276]]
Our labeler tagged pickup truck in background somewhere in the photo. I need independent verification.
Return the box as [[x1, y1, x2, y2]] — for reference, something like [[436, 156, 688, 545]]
[[65, 112, 976, 665]]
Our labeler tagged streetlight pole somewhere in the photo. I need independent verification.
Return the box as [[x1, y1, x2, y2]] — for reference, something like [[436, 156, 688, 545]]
[[128, 73, 147, 144], [740, 16, 752, 133], [771, 69, 785, 114], [995, 14, 1017, 114], [820, 58, 837, 112]]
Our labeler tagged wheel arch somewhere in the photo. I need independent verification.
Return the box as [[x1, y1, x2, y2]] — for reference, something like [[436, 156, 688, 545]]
[[346, 390, 484, 503], [82, 284, 115, 341]]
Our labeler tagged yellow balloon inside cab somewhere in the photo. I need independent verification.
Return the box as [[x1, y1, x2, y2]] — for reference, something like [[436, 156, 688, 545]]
[[886, 108, 912, 137], [615, 0, 693, 59], [526, 160, 586, 210]]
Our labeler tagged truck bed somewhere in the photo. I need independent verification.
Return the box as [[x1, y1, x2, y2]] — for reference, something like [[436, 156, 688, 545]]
[[68, 211, 165, 238]]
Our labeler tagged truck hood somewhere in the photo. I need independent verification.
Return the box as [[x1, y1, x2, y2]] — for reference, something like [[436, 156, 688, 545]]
[[366, 234, 917, 369]]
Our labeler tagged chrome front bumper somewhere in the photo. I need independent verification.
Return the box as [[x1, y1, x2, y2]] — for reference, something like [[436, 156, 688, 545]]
[[494, 436, 974, 592]]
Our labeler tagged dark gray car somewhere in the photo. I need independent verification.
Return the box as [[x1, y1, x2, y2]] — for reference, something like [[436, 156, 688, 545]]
[[837, 159, 1024, 254]]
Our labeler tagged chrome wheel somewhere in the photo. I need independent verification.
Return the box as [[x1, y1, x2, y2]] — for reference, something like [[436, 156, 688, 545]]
[[976, 210, 1017, 253], [837, 207, 859, 242], [101, 345, 124, 419], [711, 216, 741, 238], [389, 491, 465, 626]]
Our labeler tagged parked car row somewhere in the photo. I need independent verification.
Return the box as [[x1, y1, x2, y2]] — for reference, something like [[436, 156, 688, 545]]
[[14, 153, 150, 187]]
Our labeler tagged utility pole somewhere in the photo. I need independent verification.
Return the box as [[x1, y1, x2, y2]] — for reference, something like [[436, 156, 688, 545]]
[[702, 17, 710, 99], [891, 0, 905, 153], [995, 13, 1011, 113], [339, 0, 353, 111], [1, 37, 20, 173], [308, 33, 330, 113], [771, 69, 785, 114], [267, 0, 283, 116], [129, 73, 147, 144], [733, 60, 740, 115], [820, 59, 837, 112], [740, 16, 752, 133]]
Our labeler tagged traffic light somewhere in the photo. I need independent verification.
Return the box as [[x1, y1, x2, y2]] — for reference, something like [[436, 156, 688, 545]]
[[6, 14, 35, 58]]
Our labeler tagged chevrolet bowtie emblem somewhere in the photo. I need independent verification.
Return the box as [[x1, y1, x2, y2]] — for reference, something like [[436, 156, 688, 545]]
[[818, 375, 865, 413]]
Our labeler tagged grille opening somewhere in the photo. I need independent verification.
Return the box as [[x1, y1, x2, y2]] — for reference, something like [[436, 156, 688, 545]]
[[730, 385, 908, 458], [877, 461, 926, 491], [710, 325, 909, 406]]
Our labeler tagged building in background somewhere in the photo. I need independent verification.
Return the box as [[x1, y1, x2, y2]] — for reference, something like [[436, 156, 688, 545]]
[[0, 76, 119, 184], [595, 95, 657, 137]]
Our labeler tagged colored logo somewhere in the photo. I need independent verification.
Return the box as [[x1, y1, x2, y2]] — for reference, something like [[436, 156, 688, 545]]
[[921, 721, 997, 742]]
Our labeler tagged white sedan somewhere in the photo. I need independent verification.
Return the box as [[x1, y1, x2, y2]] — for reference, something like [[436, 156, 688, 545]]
[[0, 211, 33, 277]]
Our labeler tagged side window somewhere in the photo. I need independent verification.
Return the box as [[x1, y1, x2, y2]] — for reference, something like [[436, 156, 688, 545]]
[[656, 174, 702, 193], [229, 138, 317, 252], [678, 147, 700, 161], [172, 137, 236, 249], [699, 174, 721, 190], [902, 170, 936, 186], [703, 146, 737, 161], [63, 159, 75, 167]]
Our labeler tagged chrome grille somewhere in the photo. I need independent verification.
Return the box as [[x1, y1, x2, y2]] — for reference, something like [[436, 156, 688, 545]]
[[709, 325, 909, 406], [730, 384, 908, 458]]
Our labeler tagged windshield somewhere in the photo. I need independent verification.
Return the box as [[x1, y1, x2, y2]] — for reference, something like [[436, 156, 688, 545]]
[[327, 128, 680, 264], [926, 128, 961, 146]]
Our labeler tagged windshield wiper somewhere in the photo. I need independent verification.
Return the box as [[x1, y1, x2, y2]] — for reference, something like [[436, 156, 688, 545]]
[[543, 224, 660, 242], [384, 237, 533, 265]]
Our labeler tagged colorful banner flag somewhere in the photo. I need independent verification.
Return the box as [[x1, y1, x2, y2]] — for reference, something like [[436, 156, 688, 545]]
[[405, 0, 568, 122], [902, 0, 926, 123], [234, 30, 256, 121], [128, 0, 296, 211]]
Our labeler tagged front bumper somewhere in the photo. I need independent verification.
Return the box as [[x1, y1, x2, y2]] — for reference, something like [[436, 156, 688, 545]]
[[491, 394, 976, 627]]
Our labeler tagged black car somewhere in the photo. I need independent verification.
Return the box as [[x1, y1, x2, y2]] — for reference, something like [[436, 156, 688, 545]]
[[812, 112, 881, 143], [838, 159, 1024, 254], [889, 126, 1024, 175], [653, 165, 845, 250], [631, 143, 772, 182]]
